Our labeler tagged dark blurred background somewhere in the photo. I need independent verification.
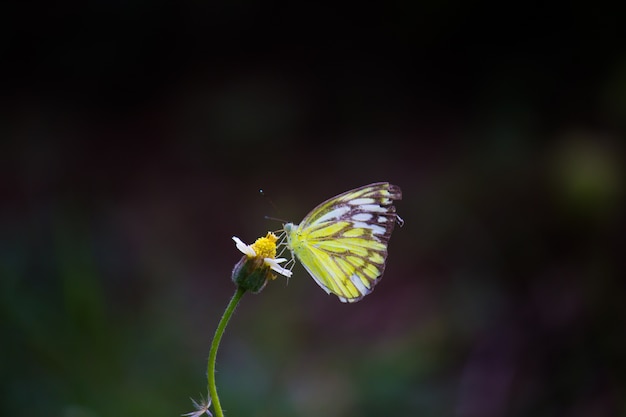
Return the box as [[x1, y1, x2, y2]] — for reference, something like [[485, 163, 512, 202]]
[[2, 2, 625, 416]]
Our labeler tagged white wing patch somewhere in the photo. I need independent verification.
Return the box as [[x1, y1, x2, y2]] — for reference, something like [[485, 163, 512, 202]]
[[314, 206, 351, 223], [352, 221, 386, 235], [350, 274, 369, 294], [348, 198, 376, 205], [359, 204, 388, 213], [352, 213, 373, 222]]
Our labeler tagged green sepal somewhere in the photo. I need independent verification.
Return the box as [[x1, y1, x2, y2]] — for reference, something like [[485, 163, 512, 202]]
[[231, 256, 271, 293]]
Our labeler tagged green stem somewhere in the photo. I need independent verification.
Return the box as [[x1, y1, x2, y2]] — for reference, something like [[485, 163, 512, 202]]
[[207, 286, 246, 417]]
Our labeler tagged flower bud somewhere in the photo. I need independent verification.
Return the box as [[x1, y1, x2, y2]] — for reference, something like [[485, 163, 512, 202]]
[[231, 255, 275, 294]]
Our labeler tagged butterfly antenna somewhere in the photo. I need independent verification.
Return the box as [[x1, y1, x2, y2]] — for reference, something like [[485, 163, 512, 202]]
[[265, 215, 289, 223], [260, 189, 290, 224], [259, 188, 281, 213]]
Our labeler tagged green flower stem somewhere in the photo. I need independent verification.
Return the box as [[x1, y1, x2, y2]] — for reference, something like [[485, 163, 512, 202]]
[[207, 286, 246, 417]]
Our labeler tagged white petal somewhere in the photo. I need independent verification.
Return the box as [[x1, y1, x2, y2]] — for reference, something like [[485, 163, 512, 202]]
[[232, 236, 256, 257], [265, 258, 293, 277], [273, 257, 288, 263], [182, 396, 212, 417]]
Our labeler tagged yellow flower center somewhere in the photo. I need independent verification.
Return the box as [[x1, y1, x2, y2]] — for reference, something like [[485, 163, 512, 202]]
[[251, 232, 278, 259]]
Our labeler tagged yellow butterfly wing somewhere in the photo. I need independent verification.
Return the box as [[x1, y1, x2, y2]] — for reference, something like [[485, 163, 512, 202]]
[[284, 182, 403, 303]]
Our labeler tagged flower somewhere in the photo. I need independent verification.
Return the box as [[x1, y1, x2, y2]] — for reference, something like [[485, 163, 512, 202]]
[[231, 232, 292, 293], [233, 232, 292, 277], [182, 396, 212, 417]]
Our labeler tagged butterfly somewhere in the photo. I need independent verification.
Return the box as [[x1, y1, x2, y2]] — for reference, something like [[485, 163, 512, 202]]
[[282, 182, 403, 303]]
